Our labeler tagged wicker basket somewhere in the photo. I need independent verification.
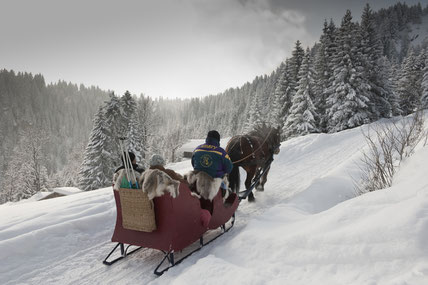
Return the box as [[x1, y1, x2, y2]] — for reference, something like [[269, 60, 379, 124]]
[[118, 188, 157, 232]]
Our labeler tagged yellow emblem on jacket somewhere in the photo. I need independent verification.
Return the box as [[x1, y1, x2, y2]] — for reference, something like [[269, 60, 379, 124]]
[[200, 154, 213, 167]]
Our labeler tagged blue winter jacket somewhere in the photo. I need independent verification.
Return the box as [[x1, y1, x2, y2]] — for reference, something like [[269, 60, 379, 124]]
[[191, 137, 233, 178]]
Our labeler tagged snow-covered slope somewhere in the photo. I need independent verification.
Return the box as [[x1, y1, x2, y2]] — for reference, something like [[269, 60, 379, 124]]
[[1, 115, 428, 285], [408, 14, 428, 48]]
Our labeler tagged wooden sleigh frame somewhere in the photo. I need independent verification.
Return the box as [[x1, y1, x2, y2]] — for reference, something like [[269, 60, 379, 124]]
[[103, 182, 239, 275]]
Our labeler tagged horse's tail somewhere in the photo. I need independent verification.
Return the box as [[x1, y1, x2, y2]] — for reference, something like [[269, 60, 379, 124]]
[[229, 164, 240, 193]]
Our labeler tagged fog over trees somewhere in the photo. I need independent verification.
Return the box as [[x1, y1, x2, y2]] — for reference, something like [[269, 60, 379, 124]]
[[1, 2, 428, 202]]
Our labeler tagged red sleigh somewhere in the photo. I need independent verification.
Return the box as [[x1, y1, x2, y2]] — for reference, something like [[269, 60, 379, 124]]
[[103, 182, 239, 275]]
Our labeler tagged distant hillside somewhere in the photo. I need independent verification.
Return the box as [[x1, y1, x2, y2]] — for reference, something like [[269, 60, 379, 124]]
[[0, 70, 109, 189], [373, 2, 428, 62]]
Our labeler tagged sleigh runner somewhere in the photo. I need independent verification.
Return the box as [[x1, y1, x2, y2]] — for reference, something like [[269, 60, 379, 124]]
[[103, 181, 239, 275]]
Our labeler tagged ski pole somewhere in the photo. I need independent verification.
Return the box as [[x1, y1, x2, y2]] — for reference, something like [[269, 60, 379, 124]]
[[124, 148, 139, 188], [119, 138, 132, 188]]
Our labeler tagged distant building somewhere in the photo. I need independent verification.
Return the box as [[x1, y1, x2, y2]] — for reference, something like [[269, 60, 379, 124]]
[[40, 187, 82, 200], [178, 139, 204, 159]]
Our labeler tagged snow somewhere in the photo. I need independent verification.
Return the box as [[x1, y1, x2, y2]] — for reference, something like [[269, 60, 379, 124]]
[[52, 187, 82, 196], [16, 187, 82, 204], [18, 191, 51, 203], [1, 116, 428, 284]]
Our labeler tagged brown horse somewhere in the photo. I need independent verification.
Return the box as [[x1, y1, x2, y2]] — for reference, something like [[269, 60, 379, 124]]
[[226, 125, 281, 202]]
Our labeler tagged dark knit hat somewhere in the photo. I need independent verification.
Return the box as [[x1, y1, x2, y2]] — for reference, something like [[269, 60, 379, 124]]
[[207, 130, 220, 142], [121, 152, 136, 165]]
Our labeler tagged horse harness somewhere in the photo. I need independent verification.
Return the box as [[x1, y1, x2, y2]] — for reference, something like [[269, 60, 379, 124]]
[[231, 134, 276, 166]]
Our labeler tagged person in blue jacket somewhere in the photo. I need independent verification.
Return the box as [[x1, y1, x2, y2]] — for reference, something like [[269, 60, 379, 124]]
[[192, 130, 233, 182]]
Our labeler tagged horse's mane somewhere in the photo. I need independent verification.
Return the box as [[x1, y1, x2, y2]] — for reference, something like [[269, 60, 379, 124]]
[[248, 124, 279, 150]]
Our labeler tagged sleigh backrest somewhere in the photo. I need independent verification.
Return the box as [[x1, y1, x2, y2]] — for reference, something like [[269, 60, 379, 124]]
[[118, 188, 156, 232], [112, 183, 208, 251]]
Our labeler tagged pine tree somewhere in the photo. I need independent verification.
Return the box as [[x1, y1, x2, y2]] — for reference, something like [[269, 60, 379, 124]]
[[271, 61, 293, 131], [289, 40, 305, 91], [0, 155, 25, 203], [0, 127, 50, 202], [245, 90, 264, 131], [78, 106, 111, 191], [283, 49, 319, 138], [51, 143, 86, 187], [397, 49, 422, 114], [104, 92, 124, 170], [380, 56, 402, 115], [136, 96, 155, 163], [120, 90, 136, 134], [120, 91, 146, 164], [360, 3, 393, 119], [326, 10, 372, 132], [422, 56, 428, 108], [315, 19, 337, 131]]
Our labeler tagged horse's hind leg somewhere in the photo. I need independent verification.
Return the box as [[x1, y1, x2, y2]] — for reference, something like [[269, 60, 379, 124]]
[[255, 168, 263, 191], [257, 168, 270, 192], [248, 192, 255, 202], [244, 166, 257, 202]]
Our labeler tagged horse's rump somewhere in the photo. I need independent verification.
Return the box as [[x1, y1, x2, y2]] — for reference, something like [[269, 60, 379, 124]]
[[226, 125, 281, 197], [226, 135, 269, 166]]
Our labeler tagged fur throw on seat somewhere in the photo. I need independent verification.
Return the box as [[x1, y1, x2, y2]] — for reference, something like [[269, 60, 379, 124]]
[[186, 171, 227, 201], [138, 169, 180, 200]]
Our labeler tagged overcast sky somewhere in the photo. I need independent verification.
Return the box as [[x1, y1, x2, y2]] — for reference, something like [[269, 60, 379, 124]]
[[0, 0, 425, 98]]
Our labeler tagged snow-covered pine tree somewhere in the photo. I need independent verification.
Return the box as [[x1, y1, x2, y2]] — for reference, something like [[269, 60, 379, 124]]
[[315, 21, 332, 94], [416, 49, 427, 86], [315, 19, 337, 132], [379, 56, 402, 115], [162, 127, 186, 162], [120, 90, 136, 133], [130, 96, 155, 165], [245, 88, 264, 131], [397, 48, 422, 114], [360, 3, 393, 119], [0, 127, 50, 202], [289, 40, 305, 92], [120, 91, 146, 164], [78, 106, 111, 191], [270, 60, 293, 131], [259, 73, 276, 118], [326, 10, 372, 132], [273, 43, 304, 134], [104, 92, 124, 171], [283, 48, 319, 138], [0, 154, 25, 203], [422, 56, 428, 108], [55, 143, 86, 187]]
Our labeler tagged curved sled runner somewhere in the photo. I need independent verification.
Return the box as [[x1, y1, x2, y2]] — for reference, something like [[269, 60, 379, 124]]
[[103, 182, 239, 275]]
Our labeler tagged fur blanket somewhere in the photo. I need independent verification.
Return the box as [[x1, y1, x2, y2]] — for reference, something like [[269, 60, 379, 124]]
[[138, 169, 180, 200], [186, 171, 228, 201]]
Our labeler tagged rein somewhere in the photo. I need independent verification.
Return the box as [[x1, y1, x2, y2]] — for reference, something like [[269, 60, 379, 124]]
[[230, 128, 275, 164]]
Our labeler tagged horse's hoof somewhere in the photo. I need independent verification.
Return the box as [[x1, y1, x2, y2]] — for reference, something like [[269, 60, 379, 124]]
[[248, 195, 255, 202], [256, 186, 264, 192]]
